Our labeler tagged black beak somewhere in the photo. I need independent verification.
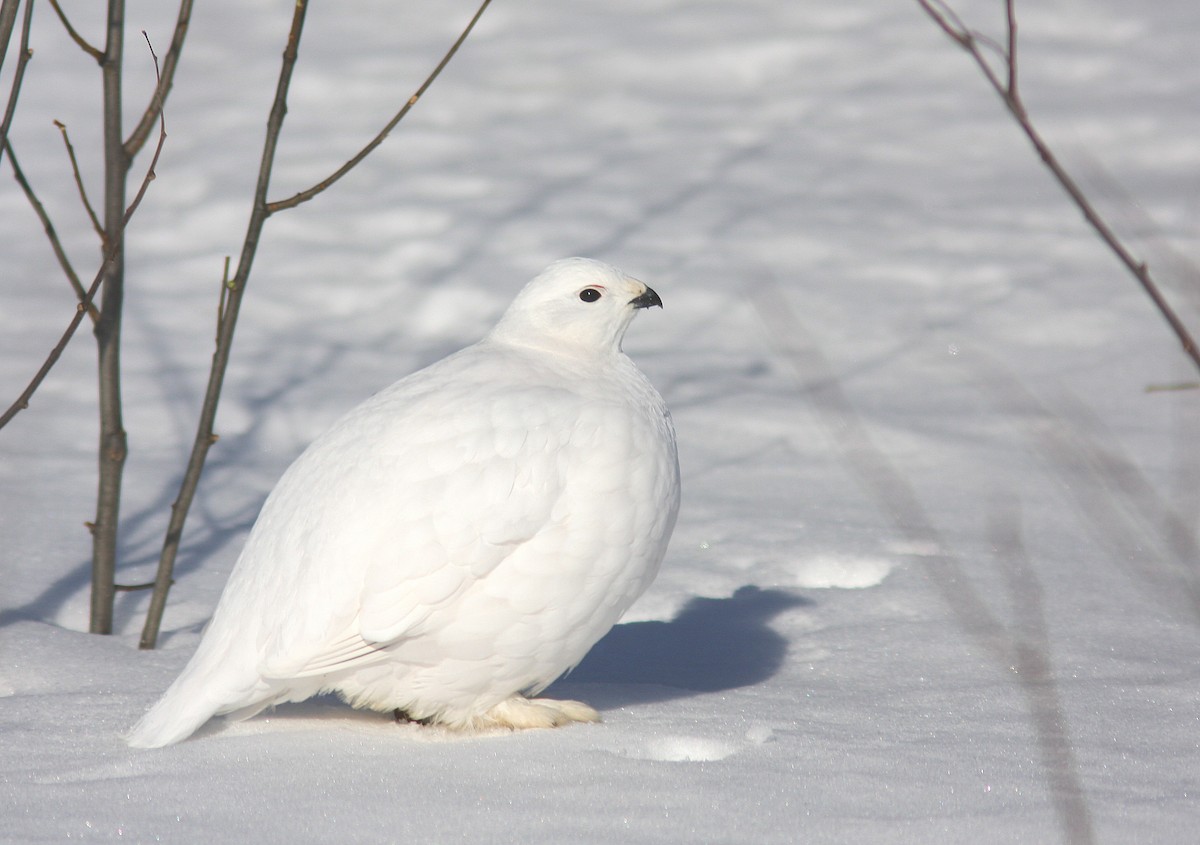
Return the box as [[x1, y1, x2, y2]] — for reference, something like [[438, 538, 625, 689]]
[[629, 286, 663, 309]]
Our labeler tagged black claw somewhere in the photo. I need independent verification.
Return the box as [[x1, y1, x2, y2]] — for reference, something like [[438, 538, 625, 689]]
[[393, 708, 433, 726]]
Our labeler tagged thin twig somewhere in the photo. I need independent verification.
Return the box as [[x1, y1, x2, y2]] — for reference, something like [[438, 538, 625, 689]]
[[0, 260, 108, 429], [139, 0, 312, 650], [4, 139, 99, 323], [919, 1, 1009, 99], [125, 1, 191, 158], [1004, 0, 1018, 97], [123, 31, 167, 229], [140, 0, 495, 648], [265, 0, 494, 215], [0, 34, 168, 431], [0, 0, 22, 75], [0, 0, 33, 171], [216, 254, 231, 335], [54, 120, 106, 242], [47, 0, 103, 61], [915, 0, 1200, 375], [1069, 153, 1200, 318]]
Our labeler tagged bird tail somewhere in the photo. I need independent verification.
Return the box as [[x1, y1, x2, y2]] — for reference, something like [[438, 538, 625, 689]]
[[126, 632, 268, 749], [125, 665, 229, 748]]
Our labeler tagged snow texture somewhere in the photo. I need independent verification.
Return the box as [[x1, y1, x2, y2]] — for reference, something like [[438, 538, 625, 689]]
[[2, 0, 1199, 842]]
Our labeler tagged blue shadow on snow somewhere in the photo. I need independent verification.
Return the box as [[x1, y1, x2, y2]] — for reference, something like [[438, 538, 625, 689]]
[[551, 585, 809, 706]]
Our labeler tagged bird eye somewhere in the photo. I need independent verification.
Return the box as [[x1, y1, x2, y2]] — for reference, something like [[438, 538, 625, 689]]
[[579, 288, 603, 303]]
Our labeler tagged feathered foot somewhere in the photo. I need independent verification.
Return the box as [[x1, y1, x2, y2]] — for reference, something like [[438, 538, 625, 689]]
[[476, 695, 601, 730]]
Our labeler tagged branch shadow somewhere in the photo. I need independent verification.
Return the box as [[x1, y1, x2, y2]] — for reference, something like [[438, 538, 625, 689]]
[[0, 334, 359, 633], [549, 585, 810, 708]]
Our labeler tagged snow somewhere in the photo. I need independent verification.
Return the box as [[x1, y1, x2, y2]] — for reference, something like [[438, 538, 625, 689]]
[[2, 0, 1198, 841]]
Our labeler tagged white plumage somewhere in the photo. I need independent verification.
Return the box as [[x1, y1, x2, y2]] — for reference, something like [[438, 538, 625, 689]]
[[128, 258, 680, 748]]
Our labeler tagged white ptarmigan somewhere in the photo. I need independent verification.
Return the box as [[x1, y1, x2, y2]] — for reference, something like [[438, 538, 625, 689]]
[[127, 258, 680, 748]]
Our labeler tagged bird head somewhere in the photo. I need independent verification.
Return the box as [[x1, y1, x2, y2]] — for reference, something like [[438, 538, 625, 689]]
[[488, 258, 662, 356]]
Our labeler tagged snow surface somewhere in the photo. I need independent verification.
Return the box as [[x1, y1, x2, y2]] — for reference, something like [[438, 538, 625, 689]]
[[2, 0, 1199, 841]]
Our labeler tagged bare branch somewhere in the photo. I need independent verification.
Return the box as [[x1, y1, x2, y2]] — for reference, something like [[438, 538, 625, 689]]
[[0, 249, 110, 430], [53, 120, 106, 242], [1004, 0, 1018, 96], [916, 0, 971, 48], [915, 0, 1200, 375], [916, 0, 1011, 100], [0, 0, 33, 171], [47, 0, 103, 61], [125, 1, 192, 158], [0, 0, 21, 71], [87, 0, 134, 636], [216, 255, 231, 335], [3, 138, 99, 323], [123, 31, 167, 228], [0, 34, 168, 431], [140, 0, 494, 648], [139, 0, 312, 650], [266, 0, 494, 215]]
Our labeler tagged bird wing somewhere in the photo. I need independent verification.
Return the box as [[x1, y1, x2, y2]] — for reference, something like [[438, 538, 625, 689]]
[[252, 357, 580, 680]]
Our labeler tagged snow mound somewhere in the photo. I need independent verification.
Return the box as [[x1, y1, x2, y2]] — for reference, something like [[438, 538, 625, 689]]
[[793, 554, 895, 589]]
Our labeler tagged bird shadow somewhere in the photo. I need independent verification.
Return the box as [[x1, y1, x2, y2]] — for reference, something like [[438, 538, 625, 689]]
[[254, 584, 809, 733], [548, 585, 810, 708]]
